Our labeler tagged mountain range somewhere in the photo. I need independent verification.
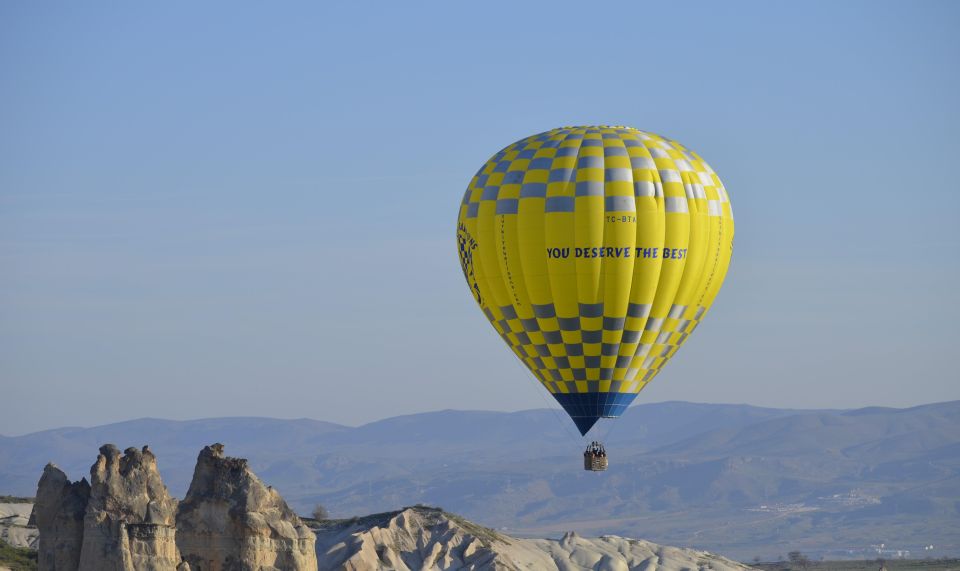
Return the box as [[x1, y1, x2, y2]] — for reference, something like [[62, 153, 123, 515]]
[[1, 401, 957, 561]]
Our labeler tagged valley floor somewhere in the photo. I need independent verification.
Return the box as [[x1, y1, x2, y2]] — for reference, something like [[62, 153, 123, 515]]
[[754, 560, 960, 571]]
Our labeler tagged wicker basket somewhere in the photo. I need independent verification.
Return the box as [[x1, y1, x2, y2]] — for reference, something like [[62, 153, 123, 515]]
[[583, 453, 608, 471]]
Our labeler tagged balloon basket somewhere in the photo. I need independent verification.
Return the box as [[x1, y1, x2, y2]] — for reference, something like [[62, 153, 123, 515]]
[[583, 453, 608, 472]]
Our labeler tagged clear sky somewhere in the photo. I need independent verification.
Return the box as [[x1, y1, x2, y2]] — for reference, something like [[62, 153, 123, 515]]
[[2, 1, 958, 435]]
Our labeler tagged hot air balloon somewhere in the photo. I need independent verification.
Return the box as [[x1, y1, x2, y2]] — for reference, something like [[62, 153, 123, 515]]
[[456, 126, 733, 469]]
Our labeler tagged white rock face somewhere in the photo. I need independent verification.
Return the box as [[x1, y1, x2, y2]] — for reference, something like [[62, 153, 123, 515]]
[[76, 445, 181, 571], [23, 445, 754, 571], [26, 443, 316, 571], [0, 501, 38, 549], [312, 507, 752, 571], [31, 464, 90, 570], [176, 443, 317, 571]]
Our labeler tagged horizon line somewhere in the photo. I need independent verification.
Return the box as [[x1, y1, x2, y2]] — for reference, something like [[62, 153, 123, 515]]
[[3, 398, 956, 439]]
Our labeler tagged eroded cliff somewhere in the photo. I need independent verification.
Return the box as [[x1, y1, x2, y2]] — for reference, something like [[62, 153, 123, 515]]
[[311, 506, 752, 571], [30, 446, 751, 571], [176, 443, 317, 571], [30, 443, 315, 571]]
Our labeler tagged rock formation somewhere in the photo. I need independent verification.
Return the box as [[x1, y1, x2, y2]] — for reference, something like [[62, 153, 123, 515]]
[[30, 443, 314, 571], [313, 506, 505, 570], [76, 445, 180, 571], [176, 443, 317, 571], [29, 465, 89, 570], [312, 506, 753, 571], [27, 444, 749, 571], [0, 499, 39, 550]]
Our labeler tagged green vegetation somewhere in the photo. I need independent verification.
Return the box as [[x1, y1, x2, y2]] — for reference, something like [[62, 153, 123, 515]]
[[311, 503, 329, 520], [0, 538, 37, 571], [0, 496, 34, 504], [752, 559, 960, 571], [788, 551, 813, 570]]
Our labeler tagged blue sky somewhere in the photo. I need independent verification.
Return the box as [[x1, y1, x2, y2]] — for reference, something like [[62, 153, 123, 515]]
[[1, 1, 958, 435]]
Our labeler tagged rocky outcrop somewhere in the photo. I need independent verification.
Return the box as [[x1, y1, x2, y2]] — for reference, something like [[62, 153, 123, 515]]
[[0, 500, 39, 550], [29, 445, 749, 571], [312, 506, 753, 571], [77, 445, 180, 571], [31, 443, 314, 571], [313, 507, 507, 570], [176, 443, 317, 571], [29, 465, 89, 570]]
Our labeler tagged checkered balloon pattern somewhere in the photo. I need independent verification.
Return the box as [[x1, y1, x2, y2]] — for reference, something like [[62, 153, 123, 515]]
[[457, 126, 734, 435]]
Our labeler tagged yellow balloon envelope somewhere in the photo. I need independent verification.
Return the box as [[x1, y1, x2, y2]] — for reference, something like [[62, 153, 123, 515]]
[[457, 126, 734, 435]]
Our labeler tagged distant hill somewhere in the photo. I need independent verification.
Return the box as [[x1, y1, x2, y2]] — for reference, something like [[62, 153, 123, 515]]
[[1, 401, 957, 561]]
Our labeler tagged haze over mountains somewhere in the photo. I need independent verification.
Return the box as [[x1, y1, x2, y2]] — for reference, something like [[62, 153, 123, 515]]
[[1, 401, 957, 561]]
